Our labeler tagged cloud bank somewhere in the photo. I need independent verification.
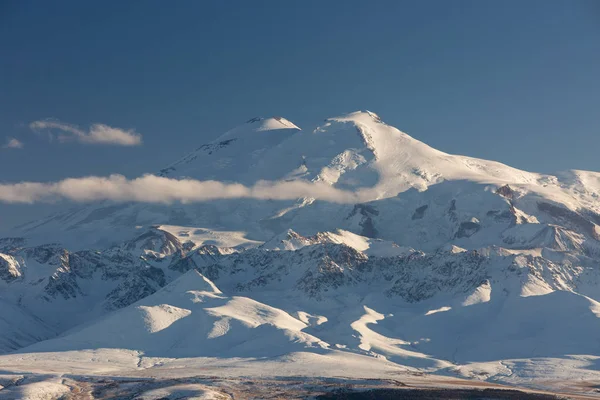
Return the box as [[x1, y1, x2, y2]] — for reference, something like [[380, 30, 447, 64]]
[[30, 120, 142, 146], [2, 138, 24, 149], [0, 175, 368, 204]]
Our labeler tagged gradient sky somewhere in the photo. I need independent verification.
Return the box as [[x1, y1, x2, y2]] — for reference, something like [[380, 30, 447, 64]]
[[1, 0, 599, 227]]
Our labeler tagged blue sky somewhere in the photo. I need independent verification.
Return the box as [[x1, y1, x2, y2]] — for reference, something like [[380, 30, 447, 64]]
[[1, 0, 599, 226]]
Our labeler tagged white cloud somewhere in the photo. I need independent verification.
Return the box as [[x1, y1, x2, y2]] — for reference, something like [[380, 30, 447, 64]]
[[0, 175, 370, 204], [2, 138, 24, 149], [30, 119, 142, 146]]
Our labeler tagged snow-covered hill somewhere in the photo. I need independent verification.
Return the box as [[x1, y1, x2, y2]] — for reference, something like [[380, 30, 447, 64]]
[[2, 111, 600, 395]]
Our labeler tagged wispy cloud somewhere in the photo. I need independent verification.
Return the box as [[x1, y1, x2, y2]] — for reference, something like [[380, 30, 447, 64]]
[[29, 119, 142, 146], [2, 138, 24, 149], [0, 175, 370, 204]]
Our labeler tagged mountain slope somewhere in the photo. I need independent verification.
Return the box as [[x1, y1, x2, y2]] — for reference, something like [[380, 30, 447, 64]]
[[22, 270, 330, 358]]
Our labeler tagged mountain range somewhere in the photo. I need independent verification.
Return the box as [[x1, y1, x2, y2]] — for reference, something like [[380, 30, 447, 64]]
[[2, 111, 600, 397]]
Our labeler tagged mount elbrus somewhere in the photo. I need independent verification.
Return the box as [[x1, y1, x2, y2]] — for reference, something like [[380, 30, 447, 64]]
[[2, 111, 600, 395]]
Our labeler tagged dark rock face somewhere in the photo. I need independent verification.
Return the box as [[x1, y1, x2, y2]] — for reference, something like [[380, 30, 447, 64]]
[[447, 199, 458, 222], [538, 202, 600, 240], [496, 184, 516, 200], [384, 251, 487, 302], [347, 204, 379, 238], [44, 270, 81, 301], [455, 220, 481, 238], [170, 255, 198, 273], [23, 244, 65, 265], [487, 209, 516, 224], [412, 205, 428, 220], [0, 254, 21, 282], [125, 228, 183, 256], [104, 267, 165, 311], [0, 238, 26, 253]]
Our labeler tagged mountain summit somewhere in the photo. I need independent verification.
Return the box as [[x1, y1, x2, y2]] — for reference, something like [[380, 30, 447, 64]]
[[15, 111, 600, 252], [243, 116, 300, 131]]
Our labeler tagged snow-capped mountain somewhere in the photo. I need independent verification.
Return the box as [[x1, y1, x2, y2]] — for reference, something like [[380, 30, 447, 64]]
[[2, 111, 600, 394], [15, 111, 600, 251]]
